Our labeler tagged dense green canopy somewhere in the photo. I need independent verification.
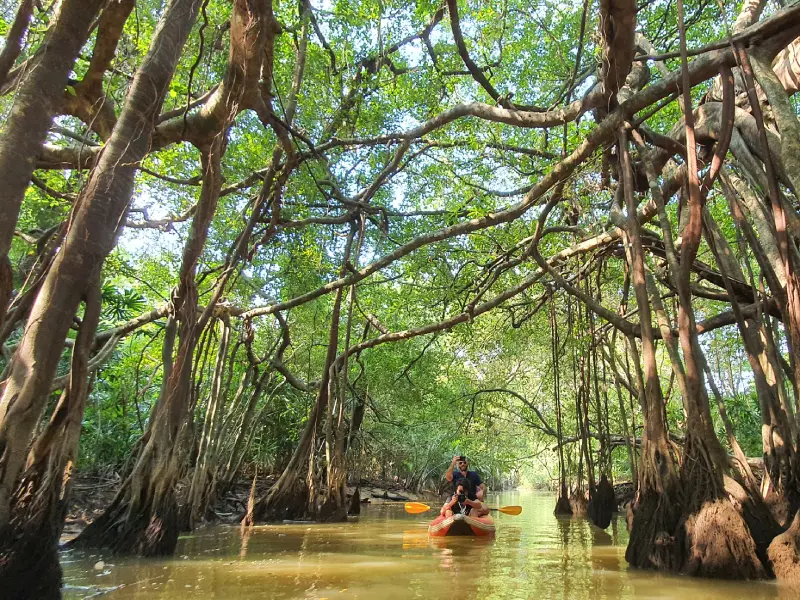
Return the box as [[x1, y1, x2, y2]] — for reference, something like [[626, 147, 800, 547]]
[[2, 0, 800, 593]]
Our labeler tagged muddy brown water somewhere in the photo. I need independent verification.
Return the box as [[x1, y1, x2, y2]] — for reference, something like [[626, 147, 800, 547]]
[[61, 492, 794, 599]]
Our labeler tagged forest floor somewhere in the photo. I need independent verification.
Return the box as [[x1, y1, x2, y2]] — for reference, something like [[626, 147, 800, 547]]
[[62, 471, 440, 542]]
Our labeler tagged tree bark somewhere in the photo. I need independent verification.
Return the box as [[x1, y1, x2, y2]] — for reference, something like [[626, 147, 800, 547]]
[[618, 128, 682, 571], [0, 0, 202, 533], [0, 0, 37, 88], [0, 0, 104, 330], [0, 278, 101, 598], [74, 134, 226, 554]]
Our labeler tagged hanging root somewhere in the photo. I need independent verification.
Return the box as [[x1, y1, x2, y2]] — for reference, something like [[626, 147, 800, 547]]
[[768, 511, 800, 582]]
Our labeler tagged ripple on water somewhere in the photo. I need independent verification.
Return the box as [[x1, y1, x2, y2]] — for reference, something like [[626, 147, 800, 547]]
[[61, 492, 793, 600]]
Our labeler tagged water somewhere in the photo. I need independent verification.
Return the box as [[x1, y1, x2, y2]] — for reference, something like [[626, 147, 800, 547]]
[[61, 492, 794, 599]]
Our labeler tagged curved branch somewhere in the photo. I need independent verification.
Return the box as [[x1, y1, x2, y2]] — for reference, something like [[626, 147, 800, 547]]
[[0, 0, 37, 88]]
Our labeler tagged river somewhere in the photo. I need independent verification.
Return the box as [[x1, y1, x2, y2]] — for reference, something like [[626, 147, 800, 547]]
[[61, 491, 793, 599]]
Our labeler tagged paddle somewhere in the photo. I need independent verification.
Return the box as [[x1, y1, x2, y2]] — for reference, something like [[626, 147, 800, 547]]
[[404, 502, 432, 514], [494, 505, 522, 515], [403, 502, 522, 515]]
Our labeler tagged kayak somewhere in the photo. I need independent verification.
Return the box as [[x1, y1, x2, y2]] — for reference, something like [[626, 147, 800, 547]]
[[428, 512, 495, 537]]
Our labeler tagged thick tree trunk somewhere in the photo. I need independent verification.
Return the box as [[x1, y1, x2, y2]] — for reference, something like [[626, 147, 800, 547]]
[[618, 129, 682, 571], [668, 35, 765, 576], [75, 137, 225, 555], [0, 0, 202, 532], [0, 279, 101, 598], [62, 0, 136, 141], [255, 230, 355, 522], [706, 194, 800, 526], [74, 0, 276, 550], [0, 0, 104, 330], [742, 49, 800, 425]]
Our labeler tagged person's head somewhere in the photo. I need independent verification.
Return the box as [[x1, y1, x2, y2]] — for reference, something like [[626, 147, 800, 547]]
[[455, 476, 473, 498], [457, 455, 468, 473]]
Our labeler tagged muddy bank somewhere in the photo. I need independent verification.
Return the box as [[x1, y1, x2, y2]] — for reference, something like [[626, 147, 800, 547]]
[[62, 472, 438, 541]]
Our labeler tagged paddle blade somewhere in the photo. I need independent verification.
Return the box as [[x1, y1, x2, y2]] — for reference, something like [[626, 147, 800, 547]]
[[497, 505, 522, 515], [404, 502, 431, 514]]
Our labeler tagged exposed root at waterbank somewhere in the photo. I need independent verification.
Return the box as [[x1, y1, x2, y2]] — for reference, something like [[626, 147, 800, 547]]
[[0, 479, 64, 600], [569, 490, 588, 516], [71, 446, 185, 556], [626, 439, 682, 571], [678, 499, 767, 578], [588, 475, 615, 529], [625, 432, 790, 579], [725, 476, 783, 571], [554, 493, 573, 516], [768, 511, 800, 582], [626, 488, 681, 571]]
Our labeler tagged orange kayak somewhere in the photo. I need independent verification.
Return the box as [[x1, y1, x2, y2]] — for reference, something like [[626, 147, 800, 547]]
[[428, 512, 496, 537]]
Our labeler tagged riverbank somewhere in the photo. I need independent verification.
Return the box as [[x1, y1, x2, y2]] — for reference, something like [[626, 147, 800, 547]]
[[62, 472, 439, 541]]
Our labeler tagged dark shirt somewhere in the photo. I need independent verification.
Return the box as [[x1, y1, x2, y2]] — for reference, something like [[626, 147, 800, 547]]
[[452, 470, 482, 500]]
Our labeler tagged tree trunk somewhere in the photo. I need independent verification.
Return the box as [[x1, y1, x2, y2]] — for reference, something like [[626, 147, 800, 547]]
[[73, 134, 225, 555], [254, 229, 356, 522], [0, 0, 104, 330], [706, 193, 800, 526], [618, 128, 682, 571], [0, 279, 101, 598], [322, 242, 362, 522], [253, 297, 343, 521], [768, 510, 800, 582], [0, 0, 37, 88], [0, 0, 202, 534], [551, 298, 572, 515]]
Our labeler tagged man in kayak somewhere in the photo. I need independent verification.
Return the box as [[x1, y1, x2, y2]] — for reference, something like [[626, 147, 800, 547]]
[[444, 455, 489, 517]]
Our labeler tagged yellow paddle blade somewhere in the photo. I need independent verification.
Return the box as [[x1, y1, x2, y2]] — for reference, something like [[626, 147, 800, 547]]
[[497, 505, 522, 515], [404, 502, 431, 514]]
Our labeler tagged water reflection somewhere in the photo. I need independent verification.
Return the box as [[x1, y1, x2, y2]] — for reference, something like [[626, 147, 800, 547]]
[[61, 492, 787, 599]]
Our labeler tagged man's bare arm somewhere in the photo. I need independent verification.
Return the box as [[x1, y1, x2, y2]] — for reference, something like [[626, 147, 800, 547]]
[[445, 455, 458, 482]]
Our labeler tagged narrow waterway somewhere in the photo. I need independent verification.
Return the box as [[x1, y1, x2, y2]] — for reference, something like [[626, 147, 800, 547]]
[[62, 492, 792, 599]]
